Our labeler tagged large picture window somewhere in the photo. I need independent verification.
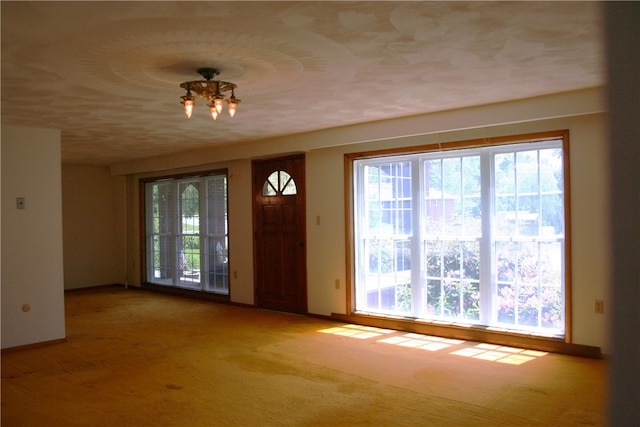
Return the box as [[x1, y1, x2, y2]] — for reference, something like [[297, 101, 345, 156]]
[[352, 132, 568, 337], [145, 172, 229, 295]]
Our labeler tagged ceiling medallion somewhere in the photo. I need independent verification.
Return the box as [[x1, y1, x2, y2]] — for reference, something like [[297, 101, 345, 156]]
[[179, 67, 240, 121]]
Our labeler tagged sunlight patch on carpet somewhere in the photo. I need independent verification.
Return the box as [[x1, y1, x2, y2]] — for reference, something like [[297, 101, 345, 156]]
[[378, 333, 464, 351], [451, 343, 548, 365], [317, 324, 395, 339], [317, 324, 547, 364]]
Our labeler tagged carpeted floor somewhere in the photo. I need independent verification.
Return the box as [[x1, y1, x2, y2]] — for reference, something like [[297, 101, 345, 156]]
[[1, 286, 607, 426]]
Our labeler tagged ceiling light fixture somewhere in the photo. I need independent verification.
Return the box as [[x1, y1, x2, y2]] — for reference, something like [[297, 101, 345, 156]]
[[180, 68, 240, 121]]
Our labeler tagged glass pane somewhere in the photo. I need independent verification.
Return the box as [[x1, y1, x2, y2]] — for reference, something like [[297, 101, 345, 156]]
[[539, 148, 563, 193], [462, 241, 480, 281], [463, 281, 480, 320], [540, 148, 564, 237], [516, 151, 538, 194], [395, 283, 412, 313], [180, 182, 199, 234], [364, 162, 412, 236], [424, 239, 479, 321], [282, 177, 297, 195], [425, 156, 480, 237], [279, 171, 292, 191], [496, 241, 516, 284], [424, 158, 442, 235], [497, 284, 515, 324], [395, 239, 411, 272], [207, 176, 227, 235], [268, 171, 280, 190], [517, 195, 539, 236], [441, 158, 462, 236], [263, 181, 277, 196], [424, 160, 440, 234], [426, 279, 442, 316], [541, 286, 562, 329], [206, 176, 229, 295], [539, 241, 562, 286], [461, 156, 481, 236], [152, 234, 174, 282], [426, 240, 442, 277], [367, 238, 382, 274], [443, 279, 461, 318], [207, 236, 228, 293], [495, 153, 515, 191], [180, 236, 199, 272], [154, 183, 174, 234], [148, 181, 175, 286], [518, 284, 539, 327], [495, 153, 515, 236], [541, 194, 563, 236], [518, 241, 539, 284]]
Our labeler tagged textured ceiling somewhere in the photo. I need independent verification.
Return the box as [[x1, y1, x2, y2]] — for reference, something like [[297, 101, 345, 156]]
[[1, 1, 604, 166]]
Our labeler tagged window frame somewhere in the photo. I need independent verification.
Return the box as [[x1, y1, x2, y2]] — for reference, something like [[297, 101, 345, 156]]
[[344, 130, 574, 346], [140, 169, 230, 299]]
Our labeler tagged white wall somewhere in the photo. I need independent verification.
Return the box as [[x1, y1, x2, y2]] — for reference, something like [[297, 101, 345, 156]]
[[1, 126, 66, 349], [227, 159, 255, 305], [115, 89, 610, 351], [61, 165, 126, 289]]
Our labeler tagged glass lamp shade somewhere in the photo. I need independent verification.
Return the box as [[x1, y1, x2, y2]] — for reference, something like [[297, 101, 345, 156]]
[[228, 101, 237, 117], [214, 97, 224, 114], [182, 98, 194, 118], [209, 105, 219, 121]]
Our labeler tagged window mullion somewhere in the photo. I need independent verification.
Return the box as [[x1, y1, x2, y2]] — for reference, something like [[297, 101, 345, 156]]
[[537, 152, 543, 328], [145, 184, 155, 282], [354, 163, 366, 312], [200, 177, 207, 292], [479, 150, 493, 324], [411, 158, 422, 318], [173, 181, 180, 286]]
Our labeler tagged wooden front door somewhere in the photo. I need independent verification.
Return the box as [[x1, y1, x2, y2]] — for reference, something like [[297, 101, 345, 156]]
[[252, 155, 307, 314]]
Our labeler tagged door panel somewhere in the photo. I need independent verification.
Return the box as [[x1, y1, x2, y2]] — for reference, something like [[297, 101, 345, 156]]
[[252, 155, 307, 314]]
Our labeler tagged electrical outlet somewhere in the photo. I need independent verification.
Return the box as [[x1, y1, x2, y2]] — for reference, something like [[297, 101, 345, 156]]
[[594, 300, 604, 314], [334, 279, 340, 290]]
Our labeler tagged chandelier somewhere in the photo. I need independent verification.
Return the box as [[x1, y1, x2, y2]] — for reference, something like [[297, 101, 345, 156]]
[[179, 68, 240, 121]]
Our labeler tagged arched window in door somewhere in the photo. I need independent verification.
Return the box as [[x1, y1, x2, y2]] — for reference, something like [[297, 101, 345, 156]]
[[262, 170, 297, 196]]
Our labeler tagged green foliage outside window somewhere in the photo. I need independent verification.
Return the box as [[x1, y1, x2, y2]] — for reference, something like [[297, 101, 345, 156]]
[[426, 240, 480, 320], [374, 238, 563, 329]]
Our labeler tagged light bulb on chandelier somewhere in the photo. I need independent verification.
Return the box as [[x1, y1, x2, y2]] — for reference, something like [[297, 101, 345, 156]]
[[179, 68, 241, 121]]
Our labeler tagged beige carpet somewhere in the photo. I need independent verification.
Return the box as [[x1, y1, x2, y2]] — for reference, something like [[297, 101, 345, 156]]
[[1, 286, 607, 426]]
